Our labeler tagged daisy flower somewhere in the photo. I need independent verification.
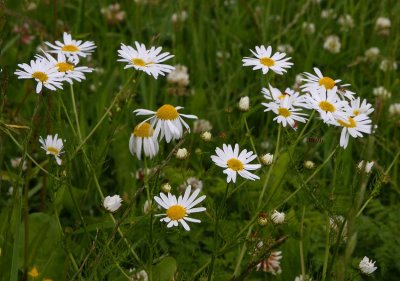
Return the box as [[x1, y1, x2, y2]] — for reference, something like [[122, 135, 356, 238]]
[[349, 97, 374, 116], [263, 96, 308, 130], [301, 67, 355, 100], [335, 114, 372, 148], [15, 58, 65, 93], [117, 42, 175, 79], [129, 122, 159, 160], [153, 185, 206, 231], [211, 143, 261, 183], [39, 134, 64, 165], [242, 45, 293, 75], [306, 87, 348, 124], [133, 104, 197, 143], [45, 32, 96, 64], [262, 84, 310, 109], [36, 52, 93, 84]]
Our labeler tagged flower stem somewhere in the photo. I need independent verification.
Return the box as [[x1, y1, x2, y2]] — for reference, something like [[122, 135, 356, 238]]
[[70, 84, 82, 141]]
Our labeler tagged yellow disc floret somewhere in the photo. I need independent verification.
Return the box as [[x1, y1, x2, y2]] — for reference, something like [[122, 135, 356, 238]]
[[61, 45, 79, 52], [318, 77, 336, 89], [47, 147, 60, 155], [131, 58, 146, 67], [227, 158, 244, 171], [278, 107, 291, 117], [260, 57, 275, 67], [166, 205, 186, 220], [56, 62, 74, 72], [319, 101, 336, 112], [32, 71, 48, 82], [133, 122, 154, 138], [156, 104, 179, 120], [337, 117, 357, 128]]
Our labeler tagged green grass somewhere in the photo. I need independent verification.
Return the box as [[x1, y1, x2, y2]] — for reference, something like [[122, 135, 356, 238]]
[[1, 0, 400, 280]]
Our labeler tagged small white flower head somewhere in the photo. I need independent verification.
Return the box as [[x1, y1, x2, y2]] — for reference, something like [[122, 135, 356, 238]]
[[277, 44, 294, 54], [103, 195, 122, 212], [193, 119, 213, 134], [242, 45, 293, 75], [36, 52, 94, 84], [45, 32, 96, 64], [183, 177, 203, 191], [39, 134, 64, 165], [132, 269, 148, 281], [153, 185, 206, 231], [321, 9, 336, 19], [375, 17, 391, 36], [262, 85, 311, 108], [364, 47, 380, 61], [338, 14, 354, 31], [117, 42, 175, 79], [295, 274, 313, 281], [302, 22, 316, 34], [271, 210, 285, 224], [257, 213, 268, 226], [380, 59, 397, 72], [100, 3, 126, 25], [129, 122, 159, 160], [211, 143, 261, 183], [238, 96, 250, 111], [143, 200, 152, 214], [373, 86, 391, 99], [171, 10, 188, 23], [336, 114, 372, 149], [389, 103, 400, 116], [256, 251, 282, 274], [350, 97, 374, 117], [357, 160, 374, 173], [10, 157, 27, 171], [166, 64, 189, 86], [161, 183, 172, 193], [134, 104, 198, 143], [323, 35, 341, 53], [201, 131, 212, 142], [359, 256, 377, 275], [260, 153, 274, 165], [304, 160, 315, 169], [15, 58, 65, 93], [176, 148, 189, 159]]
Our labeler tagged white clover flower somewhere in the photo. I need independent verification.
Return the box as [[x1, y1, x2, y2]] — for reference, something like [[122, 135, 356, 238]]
[[201, 131, 212, 141], [321, 9, 336, 19], [132, 269, 148, 281], [256, 251, 282, 274], [323, 35, 341, 53], [357, 160, 374, 173], [45, 32, 96, 64], [134, 104, 197, 143], [304, 160, 315, 169], [15, 58, 65, 93], [373, 86, 391, 99], [39, 134, 64, 165], [242, 45, 293, 75], [375, 17, 391, 35], [129, 122, 159, 160], [380, 59, 397, 72], [295, 274, 313, 281], [171, 10, 188, 23], [103, 195, 122, 212], [277, 44, 294, 54], [260, 153, 274, 165], [193, 119, 213, 134], [166, 64, 189, 86], [271, 210, 285, 224], [211, 143, 261, 183], [359, 256, 377, 275], [389, 103, 400, 116], [153, 185, 206, 231], [183, 177, 203, 191], [338, 14, 354, 31], [176, 148, 188, 159], [100, 3, 126, 25], [10, 157, 27, 171], [302, 22, 315, 34], [117, 42, 175, 79], [238, 96, 250, 111], [364, 47, 380, 61]]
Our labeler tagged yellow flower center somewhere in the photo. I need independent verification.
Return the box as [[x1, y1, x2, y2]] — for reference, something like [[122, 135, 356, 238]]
[[319, 101, 336, 112], [133, 122, 154, 138], [278, 107, 291, 117], [166, 205, 186, 220], [278, 93, 287, 100], [318, 77, 336, 89], [156, 104, 179, 120], [337, 117, 357, 128], [32, 71, 48, 82], [56, 62, 75, 72], [260, 57, 275, 67], [47, 146, 60, 155], [61, 44, 79, 52], [353, 110, 360, 116], [28, 267, 39, 277], [227, 158, 244, 171], [131, 58, 147, 67]]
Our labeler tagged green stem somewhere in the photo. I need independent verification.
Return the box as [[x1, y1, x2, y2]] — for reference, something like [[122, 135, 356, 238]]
[[299, 206, 306, 278], [144, 156, 153, 281], [322, 213, 330, 281], [70, 84, 82, 141]]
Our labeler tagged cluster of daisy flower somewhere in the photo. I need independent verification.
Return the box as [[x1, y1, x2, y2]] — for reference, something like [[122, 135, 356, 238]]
[[242, 44, 374, 148], [15, 32, 95, 93]]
